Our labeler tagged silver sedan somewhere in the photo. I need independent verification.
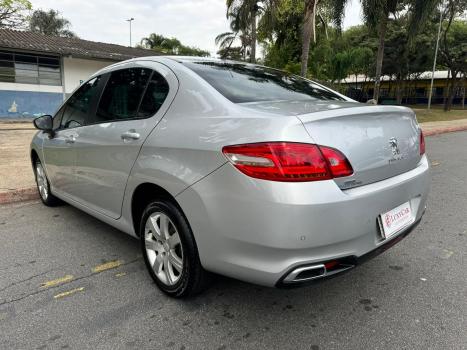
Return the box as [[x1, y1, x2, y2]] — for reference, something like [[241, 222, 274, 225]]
[[31, 57, 430, 297]]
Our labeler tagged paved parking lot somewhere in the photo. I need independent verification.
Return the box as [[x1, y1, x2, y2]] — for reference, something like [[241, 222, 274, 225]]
[[0, 132, 466, 350]]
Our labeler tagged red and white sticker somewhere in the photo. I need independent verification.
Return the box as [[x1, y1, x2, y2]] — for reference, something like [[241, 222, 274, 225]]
[[380, 201, 414, 239]]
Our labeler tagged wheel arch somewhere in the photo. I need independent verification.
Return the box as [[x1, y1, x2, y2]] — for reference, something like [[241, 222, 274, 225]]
[[131, 182, 187, 237], [30, 149, 39, 167]]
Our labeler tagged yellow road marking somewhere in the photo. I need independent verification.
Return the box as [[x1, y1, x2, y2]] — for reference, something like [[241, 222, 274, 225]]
[[41, 275, 74, 288], [54, 287, 85, 299], [431, 161, 440, 166], [92, 260, 122, 273], [441, 249, 454, 259], [115, 272, 126, 278]]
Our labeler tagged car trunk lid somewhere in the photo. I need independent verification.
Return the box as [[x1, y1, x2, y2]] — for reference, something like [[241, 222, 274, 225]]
[[241, 101, 422, 189]]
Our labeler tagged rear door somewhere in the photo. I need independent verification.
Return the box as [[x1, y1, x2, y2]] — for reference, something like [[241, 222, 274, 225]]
[[71, 62, 177, 219]]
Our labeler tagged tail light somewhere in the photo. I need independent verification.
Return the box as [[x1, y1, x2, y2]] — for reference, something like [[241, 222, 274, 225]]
[[420, 130, 425, 155], [222, 142, 353, 182]]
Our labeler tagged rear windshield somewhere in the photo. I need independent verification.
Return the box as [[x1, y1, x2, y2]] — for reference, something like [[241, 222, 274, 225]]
[[183, 61, 345, 103]]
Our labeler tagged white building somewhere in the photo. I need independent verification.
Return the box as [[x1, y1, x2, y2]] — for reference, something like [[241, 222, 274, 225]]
[[0, 29, 157, 118]]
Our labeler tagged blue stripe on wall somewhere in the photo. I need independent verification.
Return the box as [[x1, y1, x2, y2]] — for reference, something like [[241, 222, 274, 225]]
[[0, 90, 63, 119]]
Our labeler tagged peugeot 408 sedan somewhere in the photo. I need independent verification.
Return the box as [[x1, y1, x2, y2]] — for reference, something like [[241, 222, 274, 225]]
[[31, 57, 430, 297]]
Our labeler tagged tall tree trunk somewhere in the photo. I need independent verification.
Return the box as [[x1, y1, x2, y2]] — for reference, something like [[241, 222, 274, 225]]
[[300, 0, 317, 77], [396, 77, 403, 105], [445, 71, 459, 111], [443, 70, 450, 107], [462, 74, 466, 110], [250, 7, 257, 63], [373, 12, 389, 103]]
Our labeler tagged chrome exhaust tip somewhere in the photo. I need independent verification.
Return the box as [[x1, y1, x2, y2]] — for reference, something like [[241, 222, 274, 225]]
[[283, 264, 327, 283], [282, 262, 355, 284]]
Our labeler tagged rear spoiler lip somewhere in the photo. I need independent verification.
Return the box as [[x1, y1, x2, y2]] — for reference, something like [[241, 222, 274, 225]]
[[296, 105, 415, 124]]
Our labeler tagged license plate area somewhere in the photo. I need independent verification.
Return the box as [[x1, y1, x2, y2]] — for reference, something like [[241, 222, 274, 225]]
[[378, 201, 415, 240]]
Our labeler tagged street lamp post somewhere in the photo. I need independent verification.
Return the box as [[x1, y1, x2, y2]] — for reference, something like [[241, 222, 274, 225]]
[[126, 18, 134, 47]]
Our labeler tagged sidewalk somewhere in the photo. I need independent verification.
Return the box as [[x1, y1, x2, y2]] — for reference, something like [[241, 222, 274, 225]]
[[0, 122, 37, 203], [420, 118, 467, 136], [1, 118, 467, 204]]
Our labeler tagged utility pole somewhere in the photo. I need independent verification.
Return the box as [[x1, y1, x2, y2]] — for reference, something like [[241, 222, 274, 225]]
[[126, 18, 134, 47], [427, 7, 443, 110]]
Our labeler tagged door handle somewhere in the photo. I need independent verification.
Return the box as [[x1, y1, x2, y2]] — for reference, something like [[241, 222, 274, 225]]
[[65, 135, 76, 144], [121, 130, 140, 141]]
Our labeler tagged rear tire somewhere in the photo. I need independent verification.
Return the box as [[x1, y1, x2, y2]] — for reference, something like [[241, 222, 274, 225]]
[[34, 159, 61, 206], [140, 200, 210, 298]]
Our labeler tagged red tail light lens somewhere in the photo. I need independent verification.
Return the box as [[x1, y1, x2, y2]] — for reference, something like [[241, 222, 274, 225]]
[[420, 130, 425, 155], [222, 142, 353, 182], [319, 146, 354, 178]]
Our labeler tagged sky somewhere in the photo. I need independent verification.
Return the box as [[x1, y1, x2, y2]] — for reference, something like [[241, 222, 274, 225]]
[[30, 0, 363, 56]]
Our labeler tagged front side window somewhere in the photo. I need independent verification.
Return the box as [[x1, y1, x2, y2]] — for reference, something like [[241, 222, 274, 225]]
[[61, 76, 102, 129], [184, 61, 345, 103], [52, 106, 65, 130], [96, 68, 151, 122]]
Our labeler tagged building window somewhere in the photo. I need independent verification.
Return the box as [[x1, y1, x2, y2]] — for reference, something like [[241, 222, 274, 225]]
[[415, 87, 426, 97], [0, 50, 61, 86]]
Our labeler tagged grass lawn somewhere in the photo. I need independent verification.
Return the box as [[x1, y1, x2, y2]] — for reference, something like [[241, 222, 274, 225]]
[[410, 108, 467, 123]]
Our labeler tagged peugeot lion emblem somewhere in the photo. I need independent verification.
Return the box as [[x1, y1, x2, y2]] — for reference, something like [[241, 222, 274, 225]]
[[389, 137, 400, 156]]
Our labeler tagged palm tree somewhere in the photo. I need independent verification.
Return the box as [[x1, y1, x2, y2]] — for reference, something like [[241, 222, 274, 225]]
[[141, 34, 166, 49], [216, 31, 252, 60], [141, 34, 209, 56], [331, 0, 440, 102], [300, 0, 320, 77], [29, 9, 77, 38], [216, 7, 252, 60], [226, 0, 257, 62], [225, 0, 278, 63]]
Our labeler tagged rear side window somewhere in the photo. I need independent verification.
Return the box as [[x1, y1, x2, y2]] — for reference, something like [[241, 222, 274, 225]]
[[184, 61, 344, 103], [137, 71, 170, 118], [61, 76, 102, 129], [96, 68, 151, 122]]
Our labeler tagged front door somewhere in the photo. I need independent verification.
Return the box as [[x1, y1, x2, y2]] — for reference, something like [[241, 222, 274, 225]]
[[42, 76, 104, 197], [71, 63, 177, 219]]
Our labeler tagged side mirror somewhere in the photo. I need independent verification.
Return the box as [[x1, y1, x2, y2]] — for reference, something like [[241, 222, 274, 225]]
[[33, 115, 53, 132]]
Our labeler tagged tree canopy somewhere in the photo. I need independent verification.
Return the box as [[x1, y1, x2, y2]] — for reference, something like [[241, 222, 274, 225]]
[[0, 0, 31, 29], [140, 33, 210, 57], [29, 9, 77, 38]]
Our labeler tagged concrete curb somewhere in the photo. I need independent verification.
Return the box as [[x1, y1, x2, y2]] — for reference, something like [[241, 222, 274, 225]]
[[422, 125, 467, 137], [0, 187, 39, 205], [1, 125, 466, 206]]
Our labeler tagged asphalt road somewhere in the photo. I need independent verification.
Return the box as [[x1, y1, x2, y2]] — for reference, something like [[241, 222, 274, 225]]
[[1, 131, 466, 350]]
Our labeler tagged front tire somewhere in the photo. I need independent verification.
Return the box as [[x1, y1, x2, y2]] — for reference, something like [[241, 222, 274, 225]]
[[140, 200, 210, 297], [34, 159, 61, 206]]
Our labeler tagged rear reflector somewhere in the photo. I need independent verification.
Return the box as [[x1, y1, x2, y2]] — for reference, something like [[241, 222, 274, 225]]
[[420, 130, 425, 155], [222, 142, 353, 182]]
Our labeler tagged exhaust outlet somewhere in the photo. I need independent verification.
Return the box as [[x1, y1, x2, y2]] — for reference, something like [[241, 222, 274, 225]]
[[283, 264, 327, 283]]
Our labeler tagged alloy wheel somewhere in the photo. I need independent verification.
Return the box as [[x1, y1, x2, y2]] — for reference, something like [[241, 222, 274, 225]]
[[144, 212, 184, 286], [35, 163, 49, 201]]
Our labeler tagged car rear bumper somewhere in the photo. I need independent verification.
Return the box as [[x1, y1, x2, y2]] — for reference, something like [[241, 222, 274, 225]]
[[275, 216, 422, 287], [176, 155, 430, 287]]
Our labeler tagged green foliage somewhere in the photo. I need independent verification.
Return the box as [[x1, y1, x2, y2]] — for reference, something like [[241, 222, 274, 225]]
[[260, 0, 305, 68], [0, 0, 32, 29], [29, 9, 77, 38], [440, 20, 467, 74], [382, 15, 434, 78], [140, 33, 210, 57], [217, 46, 244, 60]]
